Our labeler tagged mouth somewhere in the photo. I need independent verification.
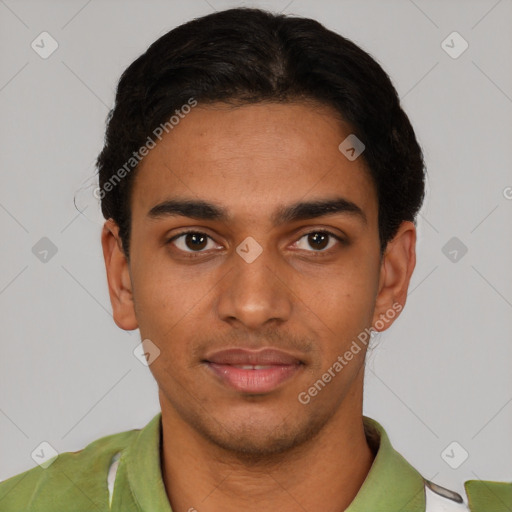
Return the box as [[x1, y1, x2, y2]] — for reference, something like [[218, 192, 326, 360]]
[[202, 348, 304, 394]]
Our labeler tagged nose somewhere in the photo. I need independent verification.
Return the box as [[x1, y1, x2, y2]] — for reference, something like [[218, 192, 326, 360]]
[[215, 241, 293, 331]]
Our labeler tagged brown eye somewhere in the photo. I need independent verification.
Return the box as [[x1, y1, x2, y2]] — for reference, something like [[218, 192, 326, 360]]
[[186, 233, 207, 250], [169, 231, 215, 252], [294, 230, 343, 252], [307, 232, 329, 250]]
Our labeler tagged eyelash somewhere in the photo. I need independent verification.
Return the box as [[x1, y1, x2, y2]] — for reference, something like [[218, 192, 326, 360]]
[[166, 229, 346, 258]]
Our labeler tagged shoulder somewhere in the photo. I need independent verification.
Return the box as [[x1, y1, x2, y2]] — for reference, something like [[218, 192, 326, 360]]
[[0, 426, 139, 512], [364, 416, 510, 512], [424, 479, 512, 512], [464, 479, 512, 512]]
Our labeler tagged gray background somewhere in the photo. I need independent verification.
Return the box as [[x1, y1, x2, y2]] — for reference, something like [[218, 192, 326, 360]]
[[1, 0, 511, 499]]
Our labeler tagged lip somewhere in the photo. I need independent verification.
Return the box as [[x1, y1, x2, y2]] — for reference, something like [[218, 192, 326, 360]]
[[203, 348, 304, 394], [204, 348, 303, 366]]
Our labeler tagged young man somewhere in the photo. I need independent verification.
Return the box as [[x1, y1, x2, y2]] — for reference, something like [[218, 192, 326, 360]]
[[0, 7, 509, 512]]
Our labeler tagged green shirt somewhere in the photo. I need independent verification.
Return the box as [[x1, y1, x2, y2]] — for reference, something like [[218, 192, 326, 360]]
[[0, 413, 509, 511]]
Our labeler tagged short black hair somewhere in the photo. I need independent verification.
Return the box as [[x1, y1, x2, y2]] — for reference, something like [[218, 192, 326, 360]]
[[96, 7, 425, 259]]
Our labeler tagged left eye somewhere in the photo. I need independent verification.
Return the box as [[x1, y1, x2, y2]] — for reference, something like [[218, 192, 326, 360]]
[[293, 231, 342, 252]]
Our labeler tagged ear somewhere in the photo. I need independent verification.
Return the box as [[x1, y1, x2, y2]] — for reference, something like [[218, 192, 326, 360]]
[[371, 221, 416, 332], [101, 219, 138, 331]]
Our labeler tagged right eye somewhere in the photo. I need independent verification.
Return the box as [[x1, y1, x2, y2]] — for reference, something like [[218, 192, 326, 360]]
[[167, 230, 221, 254]]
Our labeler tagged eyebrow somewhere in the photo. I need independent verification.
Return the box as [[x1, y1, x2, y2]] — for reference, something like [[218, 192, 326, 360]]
[[147, 197, 367, 226]]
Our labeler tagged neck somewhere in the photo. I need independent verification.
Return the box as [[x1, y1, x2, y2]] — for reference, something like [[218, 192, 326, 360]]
[[159, 383, 375, 512]]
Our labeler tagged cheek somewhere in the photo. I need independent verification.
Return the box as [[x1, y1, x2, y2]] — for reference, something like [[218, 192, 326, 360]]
[[130, 258, 180, 341], [130, 241, 188, 312], [301, 266, 380, 371], [130, 254, 221, 362], [310, 261, 379, 323]]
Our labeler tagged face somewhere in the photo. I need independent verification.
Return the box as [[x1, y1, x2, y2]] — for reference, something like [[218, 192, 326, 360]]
[[102, 101, 416, 458]]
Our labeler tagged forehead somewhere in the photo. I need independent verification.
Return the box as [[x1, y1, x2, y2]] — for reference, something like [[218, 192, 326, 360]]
[[131, 102, 377, 226]]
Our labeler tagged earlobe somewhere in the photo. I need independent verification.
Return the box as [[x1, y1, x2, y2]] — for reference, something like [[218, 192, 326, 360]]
[[372, 221, 416, 332], [101, 219, 139, 331]]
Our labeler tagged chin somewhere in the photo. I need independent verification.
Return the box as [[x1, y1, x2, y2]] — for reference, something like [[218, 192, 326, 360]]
[[192, 408, 331, 462]]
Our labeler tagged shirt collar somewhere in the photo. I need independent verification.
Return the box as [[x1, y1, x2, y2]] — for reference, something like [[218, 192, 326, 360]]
[[345, 416, 425, 512], [125, 413, 172, 512], [124, 413, 425, 512]]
